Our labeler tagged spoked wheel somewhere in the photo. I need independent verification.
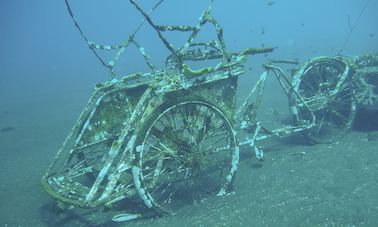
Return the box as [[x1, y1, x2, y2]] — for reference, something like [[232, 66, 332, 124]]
[[291, 57, 356, 142], [132, 100, 239, 214]]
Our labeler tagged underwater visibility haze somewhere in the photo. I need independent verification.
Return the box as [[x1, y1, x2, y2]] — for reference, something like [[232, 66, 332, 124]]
[[0, 0, 378, 226]]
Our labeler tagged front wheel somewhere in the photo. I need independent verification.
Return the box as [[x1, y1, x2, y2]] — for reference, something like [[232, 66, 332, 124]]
[[291, 57, 356, 142], [132, 100, 239, 214]]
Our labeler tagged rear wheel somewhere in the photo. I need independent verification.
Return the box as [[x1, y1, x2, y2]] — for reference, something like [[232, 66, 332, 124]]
[[132, 100, 239, 214]]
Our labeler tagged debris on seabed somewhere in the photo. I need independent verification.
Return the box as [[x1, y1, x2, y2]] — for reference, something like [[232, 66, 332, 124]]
[[112, 213, 142, 222], [290, 151, 306, 156], [367, 131, 378, 141]]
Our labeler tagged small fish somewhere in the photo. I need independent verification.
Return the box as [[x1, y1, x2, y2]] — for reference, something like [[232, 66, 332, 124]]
[[369, 33, 375, 37], [112, 213, 142, 222], [1, 126, 16, 133], [261, 27, 265, 35], [269, 108, 280, 116], [266, 1, 275, 6], [347, 15, 352, 30]]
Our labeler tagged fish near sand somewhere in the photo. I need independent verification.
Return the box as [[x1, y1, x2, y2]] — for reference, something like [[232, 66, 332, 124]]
[[1, 126, 16, 133], [112, 213, 142, 222]]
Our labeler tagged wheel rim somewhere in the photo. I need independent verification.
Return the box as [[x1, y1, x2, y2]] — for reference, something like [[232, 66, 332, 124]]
[[294, 58, 356, 139], [134, 101, 238, 213]]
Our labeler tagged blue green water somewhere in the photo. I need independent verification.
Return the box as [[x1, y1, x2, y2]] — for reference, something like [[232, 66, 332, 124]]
[[1, 0, 377, 226]]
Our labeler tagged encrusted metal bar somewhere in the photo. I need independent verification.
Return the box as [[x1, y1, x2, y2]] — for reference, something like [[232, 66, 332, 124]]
[[235, 71, 268, 126], [43, 89, 103, 177], [109, 0, 165, 76], [64, 0, 110, 71], [64, 0, 164, 79], [167, 47, 273, 64], [129, 0, 177, 58], [98, 135, 136, 201], [178, 3, 213, 56], [205, 14, 229, 62], [354, 66, 378, 105], [85, 87, 154, 202], [155, 25, 197, 32], [263, 64, 294, 96], [130, 40, 155, 71]]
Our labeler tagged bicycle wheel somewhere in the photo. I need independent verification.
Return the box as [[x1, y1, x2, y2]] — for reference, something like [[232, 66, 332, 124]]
[[292, 57, 356, 141], [132, 100, 239, 214]]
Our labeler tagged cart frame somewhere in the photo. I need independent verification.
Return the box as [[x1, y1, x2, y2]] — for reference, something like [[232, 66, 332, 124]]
[[42, 0, 368, 217]]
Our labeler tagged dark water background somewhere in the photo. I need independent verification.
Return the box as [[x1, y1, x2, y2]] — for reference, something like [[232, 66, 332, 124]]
[[0, 0, 378, 226]]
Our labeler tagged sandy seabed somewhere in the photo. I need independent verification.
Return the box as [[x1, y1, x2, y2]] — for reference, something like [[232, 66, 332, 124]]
[[1, 88, 377, 227]]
